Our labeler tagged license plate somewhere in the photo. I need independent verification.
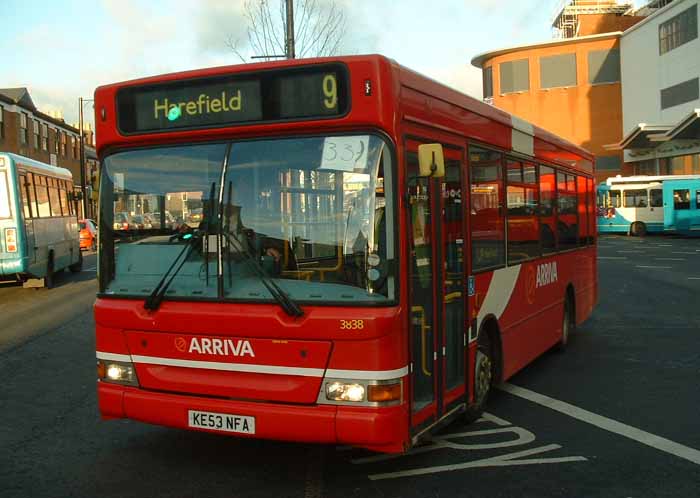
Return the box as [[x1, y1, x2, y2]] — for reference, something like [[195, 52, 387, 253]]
[[187, 410, 255, 434]]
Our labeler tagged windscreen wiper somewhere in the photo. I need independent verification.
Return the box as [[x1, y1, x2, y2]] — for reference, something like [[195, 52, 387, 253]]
[[143, 232, 199, 311], [223, 231, 304, 318]]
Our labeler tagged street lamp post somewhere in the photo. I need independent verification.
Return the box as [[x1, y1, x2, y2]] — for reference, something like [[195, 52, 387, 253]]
[[78, 97, 93, 219]]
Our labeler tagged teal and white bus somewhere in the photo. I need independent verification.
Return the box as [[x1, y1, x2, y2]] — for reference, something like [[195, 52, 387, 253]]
[[0, 153, 82, 287], [597, 174, 700, 236]]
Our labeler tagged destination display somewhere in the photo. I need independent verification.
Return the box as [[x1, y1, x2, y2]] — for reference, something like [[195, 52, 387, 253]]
[[116, 65, 349, 134]]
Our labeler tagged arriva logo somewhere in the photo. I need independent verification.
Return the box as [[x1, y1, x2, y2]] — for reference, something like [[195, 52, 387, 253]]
[[536, 262, 558, 288], [179, 337, 255, 357]]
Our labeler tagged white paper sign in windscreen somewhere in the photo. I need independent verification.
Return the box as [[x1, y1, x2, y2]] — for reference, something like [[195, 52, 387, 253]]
[[320, 136, 370, 172]]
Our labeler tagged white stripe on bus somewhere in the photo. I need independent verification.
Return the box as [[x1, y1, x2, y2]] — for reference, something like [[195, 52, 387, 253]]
[[96, 351, 407, 380]]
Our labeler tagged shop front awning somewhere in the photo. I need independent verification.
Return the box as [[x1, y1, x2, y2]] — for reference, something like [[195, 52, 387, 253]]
[[603, 123, 672, 151], [646, 109, 700, 142]]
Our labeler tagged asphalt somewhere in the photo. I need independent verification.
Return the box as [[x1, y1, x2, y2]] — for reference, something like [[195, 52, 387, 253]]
[[1, 237, 699, 498]]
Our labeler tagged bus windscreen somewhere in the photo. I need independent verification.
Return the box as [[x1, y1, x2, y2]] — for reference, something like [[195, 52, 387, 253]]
[[116, 64, 349, 134]]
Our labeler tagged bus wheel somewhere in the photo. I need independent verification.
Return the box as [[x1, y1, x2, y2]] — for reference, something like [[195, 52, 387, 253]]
[[630, 222, 647, 237], [45, 254, 55, 289], [464, 330, 495, 423], [69, 251, 83, 273], [557, 295, 575, 351]]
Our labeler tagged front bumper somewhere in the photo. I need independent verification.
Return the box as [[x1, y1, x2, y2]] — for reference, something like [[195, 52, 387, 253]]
[[99, 383, 408, 452]]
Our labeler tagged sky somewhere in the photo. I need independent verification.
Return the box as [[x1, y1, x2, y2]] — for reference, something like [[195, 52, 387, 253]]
[[0, 0, 645, 127]]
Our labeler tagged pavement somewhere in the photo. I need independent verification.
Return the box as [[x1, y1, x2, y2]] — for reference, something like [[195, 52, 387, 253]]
[[1, 237, 699, 498]]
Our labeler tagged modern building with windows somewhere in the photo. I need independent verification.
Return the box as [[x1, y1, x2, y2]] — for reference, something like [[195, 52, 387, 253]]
[[0, 87, 98, 218], [471, 0, 698, 183], [606, 0, 700, 176]]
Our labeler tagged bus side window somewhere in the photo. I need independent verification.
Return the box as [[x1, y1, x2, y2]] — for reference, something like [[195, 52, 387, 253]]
[[19, 174, 32, 219], [650, 189, 663, 207], [673, 189, 690, 210], [469, 146, 505, 271], [610, 190, 621, 208]]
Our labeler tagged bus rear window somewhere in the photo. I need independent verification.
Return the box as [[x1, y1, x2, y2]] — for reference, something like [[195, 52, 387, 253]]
[[0, 171, 11, 219]]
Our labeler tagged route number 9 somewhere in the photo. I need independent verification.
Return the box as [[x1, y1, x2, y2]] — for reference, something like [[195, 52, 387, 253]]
[[340, 319, 364, 330], [323, 74, 337, 110]]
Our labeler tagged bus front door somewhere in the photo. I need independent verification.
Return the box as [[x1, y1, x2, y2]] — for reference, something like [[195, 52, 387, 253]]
[[407, 142, 467, 436]]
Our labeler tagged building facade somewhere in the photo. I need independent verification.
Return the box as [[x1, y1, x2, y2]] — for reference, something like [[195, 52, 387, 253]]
[[608, 0, 700, 175], [0, 88, 97, 218], [472, 32, 627, 183]]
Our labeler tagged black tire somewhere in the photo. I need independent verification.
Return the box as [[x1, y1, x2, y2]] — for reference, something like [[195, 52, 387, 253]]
[[556, 295, 575, 351], [45, 254, 54, 289], [464, 329, 496, 423], [69, 250, 83, 273], [630, 221, 647, 237]]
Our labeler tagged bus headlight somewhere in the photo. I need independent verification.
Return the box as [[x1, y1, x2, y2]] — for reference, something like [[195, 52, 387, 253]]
[[326, 382, 366, 402], [97, 359, 139, 386]]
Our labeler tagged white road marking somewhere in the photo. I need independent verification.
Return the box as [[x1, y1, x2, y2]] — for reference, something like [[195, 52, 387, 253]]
[[656, 258, 685, 261], [368, 444, 586, 480], [598, 256, 627, 260], [83, 267, 97, 272], [688, 277, 700, 280], [499, 383, 700, 466], [636, 265, 672, 269], [672, 252, 698, 255], [617, 250, 645, 253]]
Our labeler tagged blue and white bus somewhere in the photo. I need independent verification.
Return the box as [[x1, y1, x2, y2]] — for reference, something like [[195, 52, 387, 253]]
[[0, 153, 82, 287], [597, 175, 700, 236]]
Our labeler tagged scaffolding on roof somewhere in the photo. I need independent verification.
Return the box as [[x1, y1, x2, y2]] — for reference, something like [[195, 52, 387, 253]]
[[551, 0, 633, 38]]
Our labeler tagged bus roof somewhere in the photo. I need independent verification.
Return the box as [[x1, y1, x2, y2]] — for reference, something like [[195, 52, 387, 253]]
[[94, 54, 593, 170], [0, 152, 73, 181], [605, 174, 700, 186]]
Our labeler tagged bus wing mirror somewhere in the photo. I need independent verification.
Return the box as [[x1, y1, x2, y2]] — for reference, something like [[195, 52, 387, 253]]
[[417, 144, 445, 178]]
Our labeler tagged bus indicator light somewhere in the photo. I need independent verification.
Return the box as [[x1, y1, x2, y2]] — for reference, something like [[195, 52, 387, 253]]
[[367, 382, 401, 403], [4, 228, 17, 252]]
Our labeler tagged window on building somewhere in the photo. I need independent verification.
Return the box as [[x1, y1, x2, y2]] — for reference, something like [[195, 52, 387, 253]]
[[71, 136, 77, 158], [53, 129, 59, 154], [0, 107, 4, 140], [20, 113, 28, 145], [33, 120, 39, 149], [661, 78, 699, 109], [470, 146, 505, 271], [540, 53, 577, 89], [60, 132, 67, 156], [623, 189, 648, 208], [660, 153, 700, 174], [634, 159, 657, 175], [539, 165, 556, 254], [557, 171, 578, 250], [483, 66, 493, 99], [499, 59, 529, 93], [597, 155, 622, 171], [506, 160, 539, 263], [41, 123, 48, 151], [650, 189, 663, 207], [673, 189, 690, 209], [659, 5, 698, 54], [588, 49, 620, 84]]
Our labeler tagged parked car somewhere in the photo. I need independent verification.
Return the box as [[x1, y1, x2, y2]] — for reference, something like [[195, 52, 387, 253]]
[[79, 219, 98, 251], [113, 212, 130, 230]]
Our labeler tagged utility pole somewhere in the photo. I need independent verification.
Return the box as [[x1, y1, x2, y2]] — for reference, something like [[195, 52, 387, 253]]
[[285, 0, 295, 59], [78, 97, 88, 219]]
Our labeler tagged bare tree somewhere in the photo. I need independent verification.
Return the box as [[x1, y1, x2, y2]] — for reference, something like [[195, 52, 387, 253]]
[[227, 0, 346, 61]]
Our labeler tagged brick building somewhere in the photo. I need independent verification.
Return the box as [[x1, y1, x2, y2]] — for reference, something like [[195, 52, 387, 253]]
[[0, 87, 97, 218]]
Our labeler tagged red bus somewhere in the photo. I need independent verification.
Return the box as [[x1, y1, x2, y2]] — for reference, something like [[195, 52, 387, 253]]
[[94, 55, 597, 453]]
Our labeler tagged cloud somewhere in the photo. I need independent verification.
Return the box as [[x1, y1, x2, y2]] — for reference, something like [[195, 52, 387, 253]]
[[426, 64, 484, 100], [195, 0, 248, 55]]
